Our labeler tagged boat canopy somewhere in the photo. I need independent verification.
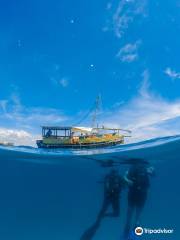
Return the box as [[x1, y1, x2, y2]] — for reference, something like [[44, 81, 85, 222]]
[[42, 126, 72, 130], [41, 126, 131, 133], [72, 127, 93, 133], [41, 126, 93, 132]]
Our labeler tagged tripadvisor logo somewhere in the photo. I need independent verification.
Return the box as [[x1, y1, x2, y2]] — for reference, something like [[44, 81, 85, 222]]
[[135, 227, 143, 236], [135, 226, 174, 235]]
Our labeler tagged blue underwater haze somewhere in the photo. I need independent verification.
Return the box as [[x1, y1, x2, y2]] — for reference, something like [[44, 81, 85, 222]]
[[0, 135, 179, 240]]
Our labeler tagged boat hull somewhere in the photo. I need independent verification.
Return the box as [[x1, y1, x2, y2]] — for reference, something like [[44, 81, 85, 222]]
[[36, 140, 124, 149]]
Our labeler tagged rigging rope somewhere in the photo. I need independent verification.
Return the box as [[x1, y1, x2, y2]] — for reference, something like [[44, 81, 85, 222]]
[[72, 102, 96, 126]]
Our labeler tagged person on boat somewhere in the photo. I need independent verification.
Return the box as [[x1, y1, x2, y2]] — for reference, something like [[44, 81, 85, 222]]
[[46, 129, 52, 137], [123, 160, 155, 238], [80, 169, 124, 240]]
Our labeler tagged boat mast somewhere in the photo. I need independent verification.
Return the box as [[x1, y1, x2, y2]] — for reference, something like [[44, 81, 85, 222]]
[[92, 94, 101, 128]]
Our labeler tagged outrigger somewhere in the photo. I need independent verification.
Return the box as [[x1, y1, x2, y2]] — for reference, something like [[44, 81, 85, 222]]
[[36, 126, 131, 149]]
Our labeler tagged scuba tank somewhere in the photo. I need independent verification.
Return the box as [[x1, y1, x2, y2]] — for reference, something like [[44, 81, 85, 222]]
[[131, 165, 150, 191], [104, 174, 121, 195]]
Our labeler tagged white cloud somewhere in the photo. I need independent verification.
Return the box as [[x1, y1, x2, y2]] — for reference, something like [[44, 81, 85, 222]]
[[0, 100, 8, 112], [106, 2, 112, 10], [0, 94, 66, 124], [2, 70, 180, 146], [60, 78, 69, 87], [164, 67, 180, 80], [52, 77, 69, 88], [139, 69, 150, 98], [0, 127, 39, 146], [102, 70, 180, 142], [0, 94, 69, 145], [104, 0, 148, 38], [116, 40, 141, 62]]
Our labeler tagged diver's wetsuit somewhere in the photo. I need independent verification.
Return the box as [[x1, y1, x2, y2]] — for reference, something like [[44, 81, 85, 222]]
[[127, 164, 150, 208], [124, 164, 151, 239], [98, 172, 123, 219], [80, 170, 124, 240]]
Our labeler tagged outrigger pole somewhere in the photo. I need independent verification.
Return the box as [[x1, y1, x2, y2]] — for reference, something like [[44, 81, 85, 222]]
[[93, 126, 132, 134]]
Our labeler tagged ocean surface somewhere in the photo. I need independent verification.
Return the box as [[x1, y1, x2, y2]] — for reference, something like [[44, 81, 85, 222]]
[[0, 135, 179, 240]]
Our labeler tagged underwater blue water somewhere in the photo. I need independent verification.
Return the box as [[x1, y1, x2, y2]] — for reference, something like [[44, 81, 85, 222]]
[[0, 136, 179, 240]]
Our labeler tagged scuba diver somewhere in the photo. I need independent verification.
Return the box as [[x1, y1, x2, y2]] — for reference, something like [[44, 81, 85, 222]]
[[97, 169, 124, 218], [80, 169, 124, 240], [123, 160, 155, 239]]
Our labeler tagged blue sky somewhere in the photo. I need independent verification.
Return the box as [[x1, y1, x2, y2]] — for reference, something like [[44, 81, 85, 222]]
[[1, 0, 180, 145]]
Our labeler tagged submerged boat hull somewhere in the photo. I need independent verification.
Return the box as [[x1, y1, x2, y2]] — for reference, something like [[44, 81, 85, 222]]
[[36, 140, 124, 149]]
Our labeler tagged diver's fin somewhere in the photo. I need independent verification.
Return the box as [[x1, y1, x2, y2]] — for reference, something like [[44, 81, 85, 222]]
[[80, 222, 100, 240], [122, 224, 131, 240]]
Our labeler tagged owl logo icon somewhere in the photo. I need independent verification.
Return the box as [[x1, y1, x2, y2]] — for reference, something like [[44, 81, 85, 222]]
[[135, 227, 143, 236]]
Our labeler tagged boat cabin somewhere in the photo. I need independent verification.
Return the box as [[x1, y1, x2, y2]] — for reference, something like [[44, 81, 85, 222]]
[[42, 126, 73, 138]]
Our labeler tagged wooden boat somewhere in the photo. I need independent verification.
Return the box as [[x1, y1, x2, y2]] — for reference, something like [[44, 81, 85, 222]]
[[36, 126, 131, 149], [36, 96, 131, 149]]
